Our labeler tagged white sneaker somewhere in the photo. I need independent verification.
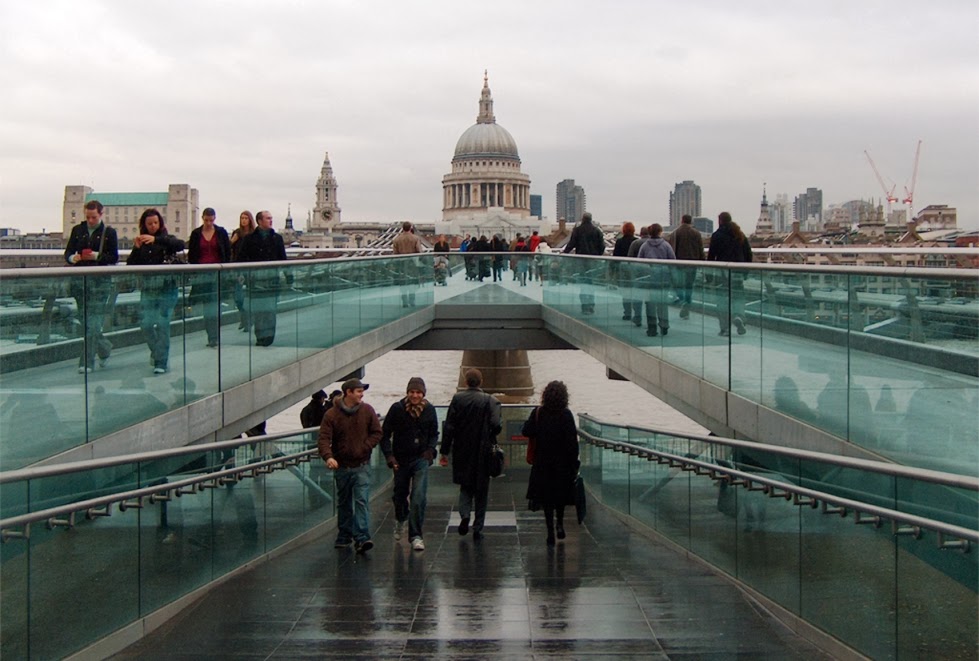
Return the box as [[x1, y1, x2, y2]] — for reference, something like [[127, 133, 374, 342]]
[[393, 521, 405, 541], [411, 537, 425, 551]]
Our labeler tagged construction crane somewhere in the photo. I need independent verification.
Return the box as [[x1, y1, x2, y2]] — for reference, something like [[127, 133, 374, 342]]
[[902, 140, 922, 221], [864, 150, 899, 214]]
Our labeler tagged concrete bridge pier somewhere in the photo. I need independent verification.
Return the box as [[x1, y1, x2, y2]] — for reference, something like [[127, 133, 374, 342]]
[[459, 349, 534, 402]]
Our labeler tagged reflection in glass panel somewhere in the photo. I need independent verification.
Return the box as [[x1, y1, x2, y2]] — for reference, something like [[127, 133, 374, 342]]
[[182, 269, 221, 397], [0, 480, 28, 657], [800, 503, 895, 658], [219, 268, 253, 389], [29, 507, 140, 659], [601, 446, 630, 515], [893, 475, 978, 658]]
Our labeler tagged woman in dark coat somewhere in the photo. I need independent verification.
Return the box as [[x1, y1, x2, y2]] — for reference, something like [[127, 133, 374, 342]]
[[126, 208, 185, 374], [474, 235, 492, 282], [523, 380, 580, 546], [187, 208, 232, 347], [433, 235, 451, 253], [612, 221, 642, 324]]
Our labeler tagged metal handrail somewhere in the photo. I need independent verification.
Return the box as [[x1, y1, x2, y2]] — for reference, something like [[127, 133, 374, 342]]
[[578, 414, 979, 492], [2, 250, 976, 280], [0, 446, 319, 542], [0, 428, 317, 484], [579, 431, 976, 550]]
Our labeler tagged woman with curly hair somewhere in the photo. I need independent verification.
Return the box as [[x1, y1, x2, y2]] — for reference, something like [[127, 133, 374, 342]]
[[126, 208, 185, 374], [522, 380, 580, 546]]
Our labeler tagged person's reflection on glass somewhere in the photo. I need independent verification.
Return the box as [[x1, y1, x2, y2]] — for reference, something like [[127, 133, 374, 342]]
[[817, 373, 871, 439], [773, 376, 815, 423], [875, 385, 897, 412], [94, 379, 168, 432], [1, 393, 67, 461]]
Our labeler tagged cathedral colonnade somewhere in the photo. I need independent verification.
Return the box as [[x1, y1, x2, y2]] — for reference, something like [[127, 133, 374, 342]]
[[444, 182, 530, 211]]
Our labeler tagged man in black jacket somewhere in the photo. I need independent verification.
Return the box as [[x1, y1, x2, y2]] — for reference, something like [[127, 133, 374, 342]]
[[668, 214, 704, 319], [236, 210, 290, 346], [300, 390, 331, 429], [562, 212, 605, 315], [381, 377, 439, 551], [707, 211, 753, 336], [64, 200, 119, 373], [439, 369, 502, 541]]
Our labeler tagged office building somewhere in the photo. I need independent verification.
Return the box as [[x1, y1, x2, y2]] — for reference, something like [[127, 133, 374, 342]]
[[793, 187, 823, 228], [771, 193, 791, 233], [556, 179, 585, 223], [669, 180, 702, 227], [692, 217, 714, 234], [530, 194, 542, 218]]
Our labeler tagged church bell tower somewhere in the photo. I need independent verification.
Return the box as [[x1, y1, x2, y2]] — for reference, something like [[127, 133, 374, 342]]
[[311, 152, 341, 231]]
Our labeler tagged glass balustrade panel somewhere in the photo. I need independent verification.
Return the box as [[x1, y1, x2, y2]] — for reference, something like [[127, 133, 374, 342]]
[[178, 269, 221, 399], [293, 262, 335, 359], [0, 479, 29, 658], [698, 265, 732, 389], [893, 476, 978, 659], [600, 445, 630, 516], [799, 512, 897, 658], [29, 504, 140, 660], [847, 272, 979, 475]]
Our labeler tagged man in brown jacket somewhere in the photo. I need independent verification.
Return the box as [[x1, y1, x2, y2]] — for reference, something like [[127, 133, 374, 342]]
[[392, 221, 423, 307], [668, 214, 704, 319], [318, 378, 383, 553]]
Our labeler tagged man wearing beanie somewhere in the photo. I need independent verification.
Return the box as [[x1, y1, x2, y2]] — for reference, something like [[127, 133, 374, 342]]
[[318, 378, 382, 553], [380, 377, 439, 551]]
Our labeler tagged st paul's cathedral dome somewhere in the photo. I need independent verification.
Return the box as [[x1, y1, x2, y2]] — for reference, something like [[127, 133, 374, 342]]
[[442, 73, 531, 223]]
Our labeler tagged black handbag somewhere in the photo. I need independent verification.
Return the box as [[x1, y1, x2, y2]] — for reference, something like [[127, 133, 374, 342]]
[[489, 444, 505, 478]]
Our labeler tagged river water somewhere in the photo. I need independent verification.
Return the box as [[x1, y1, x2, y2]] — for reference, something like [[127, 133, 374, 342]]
[[267, 349, 707, 436]]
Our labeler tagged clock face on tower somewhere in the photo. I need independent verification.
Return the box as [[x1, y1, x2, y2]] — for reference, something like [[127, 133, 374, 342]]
[[322, 210, 332, 220]]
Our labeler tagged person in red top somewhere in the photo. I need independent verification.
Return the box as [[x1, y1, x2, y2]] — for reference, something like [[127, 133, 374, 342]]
[[528, 230, 542, 282], [188, 208, 232, 347]]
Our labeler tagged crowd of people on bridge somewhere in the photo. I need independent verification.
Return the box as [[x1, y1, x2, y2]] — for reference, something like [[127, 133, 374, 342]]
[[65, 202, 752, 377], [65, 202, 294, 374]]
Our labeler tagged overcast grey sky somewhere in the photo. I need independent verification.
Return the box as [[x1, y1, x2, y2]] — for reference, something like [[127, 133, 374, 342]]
[[2, 0, 977, 234]]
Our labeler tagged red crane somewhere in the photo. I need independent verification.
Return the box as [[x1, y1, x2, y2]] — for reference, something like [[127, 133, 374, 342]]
[[864, 150, 898, 214]]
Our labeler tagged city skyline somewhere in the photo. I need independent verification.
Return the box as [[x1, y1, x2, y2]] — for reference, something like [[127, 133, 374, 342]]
[[2, 1, 976, 235]]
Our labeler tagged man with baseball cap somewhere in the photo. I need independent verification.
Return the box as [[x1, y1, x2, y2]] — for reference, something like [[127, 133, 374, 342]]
[[318, 378, 382, 553], [380, 377, 439, 551]]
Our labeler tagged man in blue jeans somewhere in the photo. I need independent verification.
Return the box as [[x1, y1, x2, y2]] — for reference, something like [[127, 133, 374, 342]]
[[381, 377, 439, 551], [318, 378, 382, 553]]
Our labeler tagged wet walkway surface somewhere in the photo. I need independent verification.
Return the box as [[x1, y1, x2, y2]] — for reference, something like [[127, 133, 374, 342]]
[[113, 468, 832, 660]]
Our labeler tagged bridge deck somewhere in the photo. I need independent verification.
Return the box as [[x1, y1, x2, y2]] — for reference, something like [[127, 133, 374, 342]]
[[111, 468, 829, 660]]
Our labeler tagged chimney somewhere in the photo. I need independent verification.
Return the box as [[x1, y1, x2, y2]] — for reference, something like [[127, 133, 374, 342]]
[[558, 217, 566, 233], [791, 220, 800, 233]]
